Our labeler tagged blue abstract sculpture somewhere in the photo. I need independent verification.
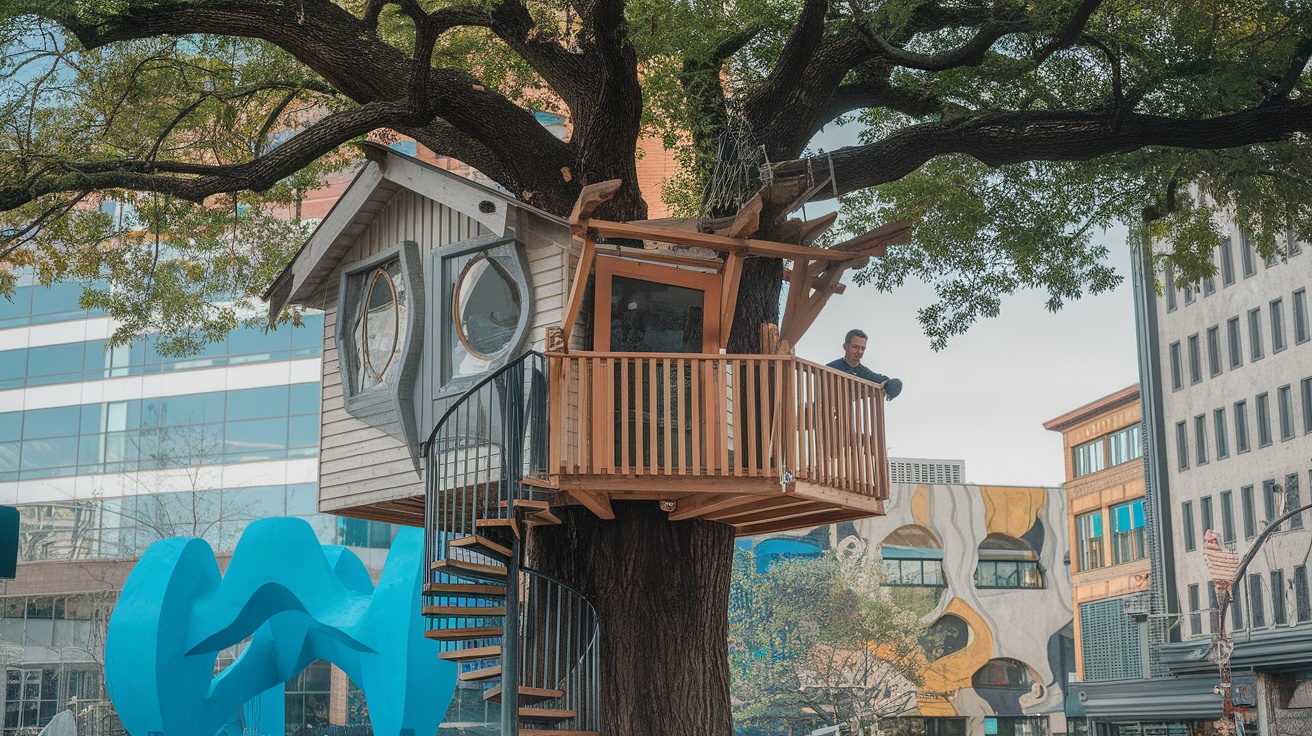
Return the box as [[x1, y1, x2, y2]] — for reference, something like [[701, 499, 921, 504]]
[[105, 518, 456, 736]]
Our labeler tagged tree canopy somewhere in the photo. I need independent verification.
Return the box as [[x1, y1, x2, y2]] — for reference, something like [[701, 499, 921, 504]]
[[1, 0, 1310, 348], [729, 550, 939, 734]]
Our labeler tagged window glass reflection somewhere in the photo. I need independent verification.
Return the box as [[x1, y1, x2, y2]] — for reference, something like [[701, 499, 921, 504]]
[[454, 257, 521, 358]]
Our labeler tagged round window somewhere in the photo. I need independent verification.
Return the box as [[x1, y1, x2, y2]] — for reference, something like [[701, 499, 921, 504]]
[[453, 257, 521, 358], [361, 268, 399, 380]]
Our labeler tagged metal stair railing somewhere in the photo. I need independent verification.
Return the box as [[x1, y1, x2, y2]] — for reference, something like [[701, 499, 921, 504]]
[[422, 351, 600, 734]]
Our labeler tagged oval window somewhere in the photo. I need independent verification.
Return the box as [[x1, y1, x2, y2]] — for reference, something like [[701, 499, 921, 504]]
[[362, 268, 399, 380], [454, 257, 521, 358]]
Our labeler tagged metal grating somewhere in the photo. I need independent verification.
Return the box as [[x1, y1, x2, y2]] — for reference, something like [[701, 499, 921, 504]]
[[1080, 595, 1147, 681]]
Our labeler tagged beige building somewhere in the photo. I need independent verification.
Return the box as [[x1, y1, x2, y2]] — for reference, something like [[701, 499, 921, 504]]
[[1044, 386, 1152, 682]]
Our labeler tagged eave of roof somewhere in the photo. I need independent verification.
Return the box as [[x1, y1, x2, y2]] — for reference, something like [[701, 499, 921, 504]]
[[263, 142, 566, 318], [1042, 383, 1141, 432]]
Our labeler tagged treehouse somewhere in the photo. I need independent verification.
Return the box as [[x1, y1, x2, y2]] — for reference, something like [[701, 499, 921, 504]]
[[266, 142, 908, 734]]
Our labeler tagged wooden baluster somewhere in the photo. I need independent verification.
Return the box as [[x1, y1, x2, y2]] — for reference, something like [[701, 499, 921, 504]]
[[675, 358, 686, 475], [750, 359, 760, 472], [691, 357, 703, 475], [647, 358, 658, 476], [578, 357, 589, 475], [662, 357, 673, 475], [724, 356, 734, 477], [619, 357, 629, 476], [549, 356, 564, 477]]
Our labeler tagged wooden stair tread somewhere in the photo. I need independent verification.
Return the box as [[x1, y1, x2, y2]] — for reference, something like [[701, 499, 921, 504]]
[[438, 645, 501, 662], [430, 558, 508, 579], [527, 509, 562, 525], [483, 684, 566, 703], [424, 626, 502, 641], [457, 665, 501, 682], [519, 475, 558, 489], [447, 534, 512, 559], [423, 582, 506, 598], [499, 498, 551, 510], [519, 707, 578, 721], [422, 605, 506, 617]]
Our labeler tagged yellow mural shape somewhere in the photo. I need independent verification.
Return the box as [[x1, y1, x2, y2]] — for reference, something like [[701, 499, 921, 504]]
[[980, 486, 1047, 538], [911, 484, 931, 527], [917, 598, 995, 717]]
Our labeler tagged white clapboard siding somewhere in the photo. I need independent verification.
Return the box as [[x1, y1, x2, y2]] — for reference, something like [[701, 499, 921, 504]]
[[315, 187, 573, 519]]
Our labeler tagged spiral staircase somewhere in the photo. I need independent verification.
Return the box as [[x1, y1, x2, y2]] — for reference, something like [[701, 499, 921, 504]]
[[422, 352, 599, 736]]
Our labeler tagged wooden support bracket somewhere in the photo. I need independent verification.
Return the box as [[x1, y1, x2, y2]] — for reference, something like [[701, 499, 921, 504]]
[[719, 252, 745, 346]]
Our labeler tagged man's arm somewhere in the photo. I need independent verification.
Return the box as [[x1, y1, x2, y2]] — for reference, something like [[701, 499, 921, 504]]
[[860, 366, 903, 400]]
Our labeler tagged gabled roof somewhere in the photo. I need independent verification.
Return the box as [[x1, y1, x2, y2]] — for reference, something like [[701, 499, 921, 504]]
[[265, 142, 566, 317]]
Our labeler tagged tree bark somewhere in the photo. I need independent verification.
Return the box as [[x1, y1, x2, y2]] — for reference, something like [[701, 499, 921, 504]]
[[527, 503, 736, 736]]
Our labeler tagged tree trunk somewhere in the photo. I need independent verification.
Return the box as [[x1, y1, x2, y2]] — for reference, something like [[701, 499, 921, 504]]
[[527, 502, 736, 736]]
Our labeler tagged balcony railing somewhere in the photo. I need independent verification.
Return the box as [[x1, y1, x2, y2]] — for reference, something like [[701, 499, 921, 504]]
[[547, 352, 889, 499]]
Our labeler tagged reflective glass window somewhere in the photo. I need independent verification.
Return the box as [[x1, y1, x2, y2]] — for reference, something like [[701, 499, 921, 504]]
[[227, 386, 288, 421], [22, 407, 79, 439]]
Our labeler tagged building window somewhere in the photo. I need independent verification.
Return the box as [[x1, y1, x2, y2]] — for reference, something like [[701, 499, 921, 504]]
[[1271, 298, 1287, 352], [1233, 580, 1246, 630], [972, 659, 1035, 690], [3, 668, 60, 733], [1188, 584, 1202, 636], [1209, 585, 1220, 634], [1111, 499, 1146, 565], [1201, 495, 1214, 537], [1184, 283, 1196, 305], [1242, 485, 1256, 539], [1203, 274, 1216, 296], [1227, 316, 1243, 369], [1175, 421, 1189, 470], [975, 535, 1043, 589], [1072, 438, 1106, 478], [1187, 333, 1202, 384], [1295, 289, 1310, 344], [1264, 479, 1278, 523], [1214, 408, 1229, 459], [1289, 228, 1304, 256], [438, 239, 533, 389], [1169, 341, 1183, 390], [1273, 570, 1288, 626], [1219, 236, 1236, 285], [1165, 264, 1177, 311], [1256, 392, 1272, 447], [1249, 308, 1264, 361], [1286, 473, 1303, 530], [1182, 500, 1196, 551], [1206, 326, 1222, 377], [1295, 566, 1311, 623], [1250, 574, 1266, 628], [285, 660, 331, 732], [1241, 230, 1257, 276], [880, 526, 945, 587], [1194, 414, 1208, 464], [1279, 385, 1296, 440], [1076, 511, 1105, 571], [1304, 377, 1312, 434], [1108, 424, 1142, 466], [1220, 490, 1236, 545], [1235, 400, 1250, 453]]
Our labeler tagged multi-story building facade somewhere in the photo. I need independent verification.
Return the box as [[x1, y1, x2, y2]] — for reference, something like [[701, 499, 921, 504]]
[[0, 275, 398, 736], [745, 477, 1075, 736], [1044, 386, 1152, 684], [1151, 227, 1312, 735], [1071, 225, 1312, 736]]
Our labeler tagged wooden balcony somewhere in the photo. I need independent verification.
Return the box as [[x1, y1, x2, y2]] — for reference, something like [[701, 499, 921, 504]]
[[547, 352, 889, 536]]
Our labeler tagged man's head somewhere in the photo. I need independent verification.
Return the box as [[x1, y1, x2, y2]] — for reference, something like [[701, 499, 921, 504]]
[[842, 329, 868, 367]]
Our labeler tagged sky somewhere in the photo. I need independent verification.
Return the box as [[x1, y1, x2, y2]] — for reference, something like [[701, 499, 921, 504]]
[[796, 125, 1141, 488]]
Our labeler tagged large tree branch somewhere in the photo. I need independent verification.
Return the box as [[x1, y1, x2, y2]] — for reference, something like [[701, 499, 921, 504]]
[[1035, 0, 1107, 63], [34, 0, 576, 206], [863, 18, 1021, 72], [0, 101, 414, 212], [771, 102, 1312, 200]]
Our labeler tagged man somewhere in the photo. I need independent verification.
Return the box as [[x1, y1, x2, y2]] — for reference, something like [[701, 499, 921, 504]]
[[826, 329, 902, 399]]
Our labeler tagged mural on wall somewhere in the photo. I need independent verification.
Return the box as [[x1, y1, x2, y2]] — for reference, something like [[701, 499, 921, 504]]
[[104, 518, 455, 736], [746, 483, 1075, 722]]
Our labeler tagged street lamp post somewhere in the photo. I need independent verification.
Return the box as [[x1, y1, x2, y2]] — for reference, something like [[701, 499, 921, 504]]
[[1203, 490, 1312, 735]]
